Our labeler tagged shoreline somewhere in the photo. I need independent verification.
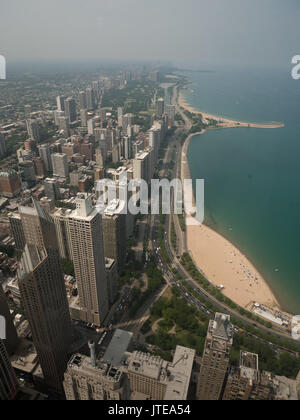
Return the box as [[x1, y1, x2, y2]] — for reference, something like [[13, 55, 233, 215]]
[[179, 90, 285, 129], [179, 90, 284, 313]]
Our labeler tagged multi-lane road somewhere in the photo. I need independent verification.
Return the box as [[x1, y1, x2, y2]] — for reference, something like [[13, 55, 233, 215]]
[[148, 89, 299, 356]]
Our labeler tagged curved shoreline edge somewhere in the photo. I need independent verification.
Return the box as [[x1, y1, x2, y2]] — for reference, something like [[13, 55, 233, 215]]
[[179, 90, 285, 129], [179, 90, 288, 315]]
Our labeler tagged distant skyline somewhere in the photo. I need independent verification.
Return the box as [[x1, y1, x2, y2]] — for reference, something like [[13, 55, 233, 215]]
[[0, 0, 300, 69]]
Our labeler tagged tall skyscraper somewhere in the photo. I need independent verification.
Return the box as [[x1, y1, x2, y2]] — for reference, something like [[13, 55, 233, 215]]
[[67, 194, 109, 326], [32, 157, 45, 178], [196, 313, 233, 400], [0, 339, 18, 400], [156, 98, 165, 117], [64, 97, 77, 123], [44, 178, 60, 200], [56, 96, 65, 112], [18, 201, 73, 391], [0, 278, 19, 355], [87, 118, 95, 135], [79, 91, 87, 110], [54, 110, 65, 126], [122, 113, 134, 134], [80, 109, 88, 127], [38, 144, 52, 172], [0, 132, 6, 157], [26, 119, 40, 141], [117, 107, 123, 126], [58, 116, 70, 137], [86, 87, 96, 110], [133, 150, 153, 184], [51, 153, 69, 179], [102, 200, 127, 273]]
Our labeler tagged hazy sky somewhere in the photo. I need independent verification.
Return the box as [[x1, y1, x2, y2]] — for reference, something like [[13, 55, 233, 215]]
[[1, 0, 299, 68]]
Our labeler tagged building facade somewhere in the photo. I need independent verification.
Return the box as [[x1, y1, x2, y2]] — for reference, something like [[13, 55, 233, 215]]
[[0, 339, 18, 401], [67, 194, 109, 326], [197, 313, 233, 400], [18, 201, 73, 392]]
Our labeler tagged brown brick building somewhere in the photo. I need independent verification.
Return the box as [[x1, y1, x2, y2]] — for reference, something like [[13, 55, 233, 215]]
[[0, 170, 21, 197]]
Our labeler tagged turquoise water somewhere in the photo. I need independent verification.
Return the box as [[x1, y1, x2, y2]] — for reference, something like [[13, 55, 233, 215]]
[[183, 69, 300, 314]]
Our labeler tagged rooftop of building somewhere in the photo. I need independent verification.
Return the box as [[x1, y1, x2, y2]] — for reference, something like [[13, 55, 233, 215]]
[[10, 340, 39, 374], [209, 313, 233, 343], [104, 199, 126, 217], [240, 351, 259, 371], [103, 329, 133, 367], [67, 353, 124, 384], [164, 346, 196, 400], [126, 345, 195, 400], [239, 351, 259, 383], [134, 151, 149, 161]]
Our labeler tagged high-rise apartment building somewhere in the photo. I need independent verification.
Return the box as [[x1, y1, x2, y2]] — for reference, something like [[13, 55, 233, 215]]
[[0, 339, 18, 400], [196, 313, 233, 400], [133, 150, 153, 184], [26, 119, 40, 141], [166, 104, 176, 124], [223, 351, 272, 401], [148, 126, 160, 162], [86, 87, 96, 110], [51, 153, 69, 179], [0, 170, 21, 198], [79, 91, 87, 110], [32, 157, 45, 178], [38, 144, 52, 172], [80, 109, 88, 127], [122, 113, 134, 134], [56, 96, 65, 112], [18, 201, 73, 391], [102, 200, 127, 273], [58, 116, 70, 137], [87, 118, 95, 135], [44, 178, 60, 200], [0, 132, 6, 157], [156, 98, 165, 117], [67, 194, 109, 326], [105, 258, 118, 305], [64, 97, 77, 123], [19, 161, 36, 187], [117, 107, 123, 126]]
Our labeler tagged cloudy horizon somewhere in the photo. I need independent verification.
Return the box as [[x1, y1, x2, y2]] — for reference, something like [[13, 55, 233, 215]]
[[1, 0, 300, 70]]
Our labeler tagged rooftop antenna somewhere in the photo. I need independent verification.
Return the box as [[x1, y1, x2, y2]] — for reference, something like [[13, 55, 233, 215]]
[[88, 341, 96, 368]]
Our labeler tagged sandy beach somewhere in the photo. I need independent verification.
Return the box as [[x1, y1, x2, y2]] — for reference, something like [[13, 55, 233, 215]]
[[187, 224, 280, 310], [179, 90, 282, 311]]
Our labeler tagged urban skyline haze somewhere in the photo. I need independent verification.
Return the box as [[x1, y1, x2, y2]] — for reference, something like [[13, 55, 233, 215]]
[[0, 0, 300, 69]]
